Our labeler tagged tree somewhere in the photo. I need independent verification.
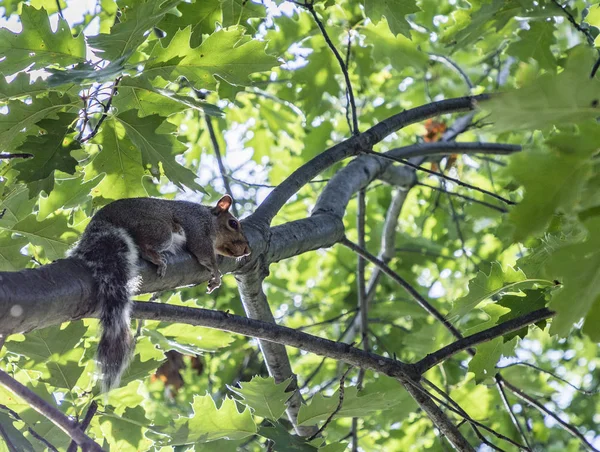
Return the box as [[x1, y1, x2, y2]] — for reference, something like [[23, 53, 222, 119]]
[[0, 0, 599, 450]]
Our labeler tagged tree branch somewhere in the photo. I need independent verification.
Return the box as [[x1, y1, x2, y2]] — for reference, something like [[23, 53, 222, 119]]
[[0, 153, 33, 159], [302, 1, 359, 135], [0, 370, 103, 452], [205, 115, 239, 217], [500, 378, 600, 452], [340, 238, 463, 339], [235, 268, 316, 436], [364, 149, 517, 205], [414, 308, 555, 373], [66, 401, 98, 452], [251, 95, 488, 226], [131, 301, 418, 380]]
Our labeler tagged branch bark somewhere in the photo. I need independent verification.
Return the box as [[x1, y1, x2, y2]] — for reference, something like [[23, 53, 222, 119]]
[[0, 370, 103, 452], [414, 308, 555, 373]]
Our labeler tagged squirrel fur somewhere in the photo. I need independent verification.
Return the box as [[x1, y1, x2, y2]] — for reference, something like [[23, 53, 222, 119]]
[[68, 195, 250, 391]]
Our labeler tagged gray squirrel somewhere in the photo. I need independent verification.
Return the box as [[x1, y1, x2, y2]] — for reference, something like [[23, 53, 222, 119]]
[[68, 195, 250, 391]]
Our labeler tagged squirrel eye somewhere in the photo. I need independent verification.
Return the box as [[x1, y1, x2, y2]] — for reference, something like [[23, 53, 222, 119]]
[[228, 219, 238, 230]]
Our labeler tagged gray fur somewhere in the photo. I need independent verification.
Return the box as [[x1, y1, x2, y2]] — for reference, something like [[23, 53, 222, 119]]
[[69, 196, 249, 391]]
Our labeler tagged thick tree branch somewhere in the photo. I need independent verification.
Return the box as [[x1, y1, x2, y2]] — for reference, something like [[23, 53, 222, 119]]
[[0, 370, 103, 452], [131, 301, 418, 380], [133, 302, 472, 450], [252, 95, 488, 226], [414, 308, 555, 373], [235, 267, 316, 436]]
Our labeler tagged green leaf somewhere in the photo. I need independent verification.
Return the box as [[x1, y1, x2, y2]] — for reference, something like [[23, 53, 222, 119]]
[[506, 21, 556, 71], [158, 323, 234, 351], [228, 376, 292, 421], [497, 289, 549, 340], [582, 295, 600, 342], [0, 186, 36, 227], [116, 76, 223, 117], [46, 57, 130, 88], [0, 233, 29, 270], [482, 46, 600, 132], [258, 424, 317, 451], [0, 93, 78, 152], [297, 385, 404, 426], [145, 26, 277, 89], [119, 352, 166, 388], [37, 175, 102, 219], [507, 144, 594, 242], [83, 118, 149, 201], [362, 0, 420, 38], [0, 5, 86, 74], [174, 395, 257, 444], [46, 359, 85, 390], [450, 262, 551, 319], [99, 407, 153, 451], [221, 0, 266, 28], [15, 112, 80, 185], [361, 20, 428, 72], [115, 110, 204, 192], [0, 72, 50, 102], [0, 411, 35, 452], [547, 216, 600, 337], [471, 336, 519, 383], [292, 47, 339, 118], [157, 0, 221, 47], [442, 0, 517, 47], [88, 0, 184, 60], [5, 322, 86, 364], [10, 212, 77, 260]]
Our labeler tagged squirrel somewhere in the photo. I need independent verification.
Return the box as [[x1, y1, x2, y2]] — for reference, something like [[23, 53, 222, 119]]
[[68, 195, 250, 392]]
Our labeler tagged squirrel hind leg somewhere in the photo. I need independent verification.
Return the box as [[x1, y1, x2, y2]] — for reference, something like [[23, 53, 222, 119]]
[[140, 245, 168, 277]]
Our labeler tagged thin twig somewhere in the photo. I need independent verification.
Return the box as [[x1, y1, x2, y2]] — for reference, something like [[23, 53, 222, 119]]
[[429, 54, 474, 90], [500, 378, 599, 452], [495, 376, 533, 450], [421, 379, 529, 451], [415, 308, 554, 373], [80, 77, 122, 143], [0, 370, 103, 451], [308, 366, 354, 441], [55, 0, 64, 19], [344, 29, 354, 134], [550, 0, 594, 46], [341, 238, 463, 339], [497, 362, 600, 395], [0, 423, 18, 452], [417, 182, 507, 213], [356, 190, 369, 387], [66, 401, 98, 452], [0, 153, 33, 159], [365, 150, 516, 206], [0, 403, 59, 451], [205, 115, 239, 217], [352, 188, 368, 452], [301, 2, 359, 134]]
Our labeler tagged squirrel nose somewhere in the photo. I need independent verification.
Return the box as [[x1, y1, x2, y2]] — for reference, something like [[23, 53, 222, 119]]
[[243, 244, 251, 256]]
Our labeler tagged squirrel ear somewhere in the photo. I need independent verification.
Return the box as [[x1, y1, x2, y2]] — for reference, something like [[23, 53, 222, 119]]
[[214, 194, 233, 213]]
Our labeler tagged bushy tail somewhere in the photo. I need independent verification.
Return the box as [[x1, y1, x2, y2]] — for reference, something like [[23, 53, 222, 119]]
[[69, 220, 139, 392]]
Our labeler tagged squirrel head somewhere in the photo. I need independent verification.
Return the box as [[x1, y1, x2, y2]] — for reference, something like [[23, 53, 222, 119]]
[[211, 195, 251, 258]]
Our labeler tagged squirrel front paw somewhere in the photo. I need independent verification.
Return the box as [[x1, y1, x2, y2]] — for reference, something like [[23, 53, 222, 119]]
[[207, 274, 222, 293], [156, 262, 167, 278]]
